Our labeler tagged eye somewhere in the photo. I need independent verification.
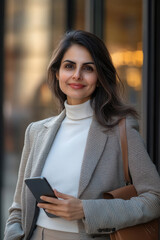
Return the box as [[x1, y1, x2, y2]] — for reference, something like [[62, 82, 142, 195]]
[[64, 63, 74, 70], [83, 65, 94, 72]]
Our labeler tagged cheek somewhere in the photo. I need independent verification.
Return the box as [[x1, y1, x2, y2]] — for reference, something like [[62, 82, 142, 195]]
[[89, 76, 98, 89], [58, 72, 71, 93], [58, 73, 66, 86], [58, 80, 66, 93], [89, 80, 98, 94], [59, 71, 71, 84]]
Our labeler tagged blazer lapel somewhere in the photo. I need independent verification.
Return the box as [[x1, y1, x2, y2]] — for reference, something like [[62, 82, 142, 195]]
[[78, 117, 108, 197], [31, 110, 66, 177], [25, 111, 66, 239]]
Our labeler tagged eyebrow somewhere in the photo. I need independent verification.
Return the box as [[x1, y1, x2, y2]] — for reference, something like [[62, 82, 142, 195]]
[[63, 60, 95, 65]]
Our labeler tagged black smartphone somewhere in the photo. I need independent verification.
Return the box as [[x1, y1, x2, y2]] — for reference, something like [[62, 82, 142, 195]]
[[25, 176, 57, 218]]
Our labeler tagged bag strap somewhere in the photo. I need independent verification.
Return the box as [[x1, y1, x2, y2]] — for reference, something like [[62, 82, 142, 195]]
[[119, 118, 131, 185]]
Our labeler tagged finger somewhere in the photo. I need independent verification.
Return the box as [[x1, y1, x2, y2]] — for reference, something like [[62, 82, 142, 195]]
[[37, 200, 70, 211], [37, 203, 52, 209], [37, 202, 61, 212], [40, 196, 61, 205], [45, 209, 69, 219], [37, 203, 69, 216], [45, 208, 84, 221], [54, 190, 75, 200]]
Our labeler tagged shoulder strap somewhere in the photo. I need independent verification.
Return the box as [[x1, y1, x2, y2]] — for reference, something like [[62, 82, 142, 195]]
[[119, 118, 131, 185]]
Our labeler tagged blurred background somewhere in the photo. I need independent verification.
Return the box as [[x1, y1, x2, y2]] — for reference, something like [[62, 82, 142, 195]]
[[0, 0, 160, 238]]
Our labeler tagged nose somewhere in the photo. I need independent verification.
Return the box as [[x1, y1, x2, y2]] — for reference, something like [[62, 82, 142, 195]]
[[72, 68, 81, 80]]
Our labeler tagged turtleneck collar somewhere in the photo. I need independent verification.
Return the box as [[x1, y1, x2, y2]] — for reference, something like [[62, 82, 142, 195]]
[[64, 100, 93, 120]]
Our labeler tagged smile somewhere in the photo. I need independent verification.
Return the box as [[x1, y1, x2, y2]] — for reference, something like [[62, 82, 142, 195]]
[[69, 83, 85, 89]]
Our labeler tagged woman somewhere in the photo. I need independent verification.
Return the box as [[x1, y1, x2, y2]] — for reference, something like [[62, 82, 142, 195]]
[[4, 30, 160, 240]]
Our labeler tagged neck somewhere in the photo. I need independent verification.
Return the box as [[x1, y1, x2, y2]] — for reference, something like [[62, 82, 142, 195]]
[[64, 100, 93, 120]]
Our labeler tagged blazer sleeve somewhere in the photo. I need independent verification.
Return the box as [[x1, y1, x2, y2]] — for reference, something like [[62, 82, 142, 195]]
[[4, 123, 33, 240], [82, 117, 160, 234]]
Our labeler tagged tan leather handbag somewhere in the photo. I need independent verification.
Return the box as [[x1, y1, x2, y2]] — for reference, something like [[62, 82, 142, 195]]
[[104, 118, 159, 240]]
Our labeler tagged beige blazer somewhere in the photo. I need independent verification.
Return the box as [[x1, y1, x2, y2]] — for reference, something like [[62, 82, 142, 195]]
[[4, 110, 160, 240]]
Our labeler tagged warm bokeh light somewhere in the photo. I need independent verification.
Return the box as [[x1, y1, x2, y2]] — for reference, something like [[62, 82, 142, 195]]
[[126, 67, 142, 90], [104, 0, 143, 118], [110, 49, 143, 90], [111, 50, 143, 68]]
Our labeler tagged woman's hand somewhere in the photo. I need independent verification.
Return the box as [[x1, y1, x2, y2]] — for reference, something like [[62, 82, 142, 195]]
[[37, 190, 84, 221]]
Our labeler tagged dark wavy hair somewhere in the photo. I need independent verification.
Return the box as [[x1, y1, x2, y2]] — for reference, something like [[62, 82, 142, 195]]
[[47, 30, 138, 128]]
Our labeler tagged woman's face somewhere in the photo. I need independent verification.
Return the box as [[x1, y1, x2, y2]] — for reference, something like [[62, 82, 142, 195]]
[[57, 44, 98, 105]]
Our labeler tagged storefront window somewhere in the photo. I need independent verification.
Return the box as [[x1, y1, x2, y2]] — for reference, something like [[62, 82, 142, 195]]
[[104, 0, 143, 117], [2, 0, 66, 232]]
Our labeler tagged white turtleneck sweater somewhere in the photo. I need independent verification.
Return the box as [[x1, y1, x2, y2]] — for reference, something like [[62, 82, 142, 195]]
[[36, 100, 93, 233]]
